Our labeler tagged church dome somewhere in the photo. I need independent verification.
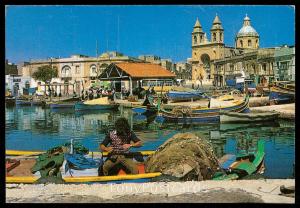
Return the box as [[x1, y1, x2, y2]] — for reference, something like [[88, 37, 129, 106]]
[[237, 25, 259, 37], [236, 15, 259, 38]]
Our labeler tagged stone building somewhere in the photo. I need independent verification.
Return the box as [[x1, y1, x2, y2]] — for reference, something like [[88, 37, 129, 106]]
[[138, 55, 176, 72], [21, 52, 142, 96], [273, 45, 295, 81], [5, 59, 18, 75], [174, 61, 192, 80], [191, 14, 293, 86]]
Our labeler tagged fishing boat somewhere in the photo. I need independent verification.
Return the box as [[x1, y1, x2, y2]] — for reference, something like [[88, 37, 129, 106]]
[[167, 87, 207, 102], [269, 81, 295, 104], [220, 111, 280, 123], [74, 97, 119, 111], [50, 103, 75, 109], [213, 139, 265, 180], [16, 99, 44, 106], [6, 149, 161, 184], [156, 95, 249, 124]]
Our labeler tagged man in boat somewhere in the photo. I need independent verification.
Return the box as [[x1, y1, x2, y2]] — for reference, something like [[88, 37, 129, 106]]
[[99, 117, 142, 176]]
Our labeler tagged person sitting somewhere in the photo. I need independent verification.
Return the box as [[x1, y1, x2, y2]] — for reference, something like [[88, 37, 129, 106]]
[[99, 117, 142, 176]]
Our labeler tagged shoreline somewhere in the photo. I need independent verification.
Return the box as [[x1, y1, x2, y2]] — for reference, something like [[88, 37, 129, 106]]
[[6, 179, 295, 203]]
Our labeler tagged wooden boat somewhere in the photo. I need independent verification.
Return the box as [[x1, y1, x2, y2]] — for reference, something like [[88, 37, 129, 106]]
[[5, 97, 16, 106], [220, 111, 280, 123], [50, 103, 75, 109], [6, 149, 161, 184], [74, 97, 119, 111], [213, 139, 265, 180], [269, 81, 295, 104], [156, 95, 249, 124], [167, 89, 206, 102]]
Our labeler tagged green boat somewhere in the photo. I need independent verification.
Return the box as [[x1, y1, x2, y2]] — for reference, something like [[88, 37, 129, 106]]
[[213, 139, 265, 180]]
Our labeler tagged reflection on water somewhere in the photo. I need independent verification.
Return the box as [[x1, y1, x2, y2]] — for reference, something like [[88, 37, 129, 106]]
[[5, 105, 295, 178]]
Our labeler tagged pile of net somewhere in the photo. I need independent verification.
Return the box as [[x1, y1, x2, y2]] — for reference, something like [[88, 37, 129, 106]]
[[171, 106, 192, 117], [145, 133, 221, 181]]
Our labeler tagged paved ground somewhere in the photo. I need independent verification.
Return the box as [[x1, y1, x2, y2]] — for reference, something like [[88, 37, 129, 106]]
[[250, 103, 295, 119], [6, 179, 294, 203]]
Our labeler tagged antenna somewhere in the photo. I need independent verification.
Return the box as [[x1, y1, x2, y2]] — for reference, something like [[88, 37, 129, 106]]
[[96, 40, 98, 57], [117, 15, 120, 52]]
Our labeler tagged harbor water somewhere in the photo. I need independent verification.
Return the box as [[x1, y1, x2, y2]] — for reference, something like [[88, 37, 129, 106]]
[[5, 105, 295, 179]]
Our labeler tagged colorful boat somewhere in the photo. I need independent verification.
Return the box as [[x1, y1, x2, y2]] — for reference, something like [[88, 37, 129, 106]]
[[50, 103, 75, 109], [167, 90, 206, 102], [213, 139, 265, 180], [156, 95, 249, 124], [269, 81, 295, 104], [6, 149, 160, 184], [220, 111, 280, 123], [74, 97, 119, 111]]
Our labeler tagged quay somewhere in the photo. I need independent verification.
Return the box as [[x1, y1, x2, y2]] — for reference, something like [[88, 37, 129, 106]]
[[6, 179, 295, 203], [250, 103, 295, 120]]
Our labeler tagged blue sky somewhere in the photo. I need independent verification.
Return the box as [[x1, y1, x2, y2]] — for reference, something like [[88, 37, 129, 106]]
[[5, 5, 295, 64]]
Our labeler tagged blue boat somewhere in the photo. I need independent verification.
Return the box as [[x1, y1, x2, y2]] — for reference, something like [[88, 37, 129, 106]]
[[269, 81, 295, 104], [50, 103, 75, 109], [156, 95, 249, 124], [16, 99, 44, 106], [167, 90, 206, 102], [74, 102, 119, 111]]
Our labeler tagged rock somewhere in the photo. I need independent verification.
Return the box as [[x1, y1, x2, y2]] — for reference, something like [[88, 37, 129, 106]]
[[145, 133, 221, 181]]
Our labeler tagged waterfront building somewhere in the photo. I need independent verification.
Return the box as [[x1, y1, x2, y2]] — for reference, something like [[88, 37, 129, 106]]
[[5, 74, 37, 96], [174, 61, 192, 80], [138, 55, 176, 72], [191, 14, 290, 86], [99, 62, 176, 95], [5, 59, 18, 75], [273, 45, 295, 81], [21, 52, 143, 96]]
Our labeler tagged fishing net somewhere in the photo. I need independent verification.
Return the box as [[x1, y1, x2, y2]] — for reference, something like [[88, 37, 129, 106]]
[[145, 133, 221, 181], [171, 106, 192, 117]]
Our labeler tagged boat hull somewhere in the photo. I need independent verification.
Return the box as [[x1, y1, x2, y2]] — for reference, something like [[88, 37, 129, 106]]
[[74, 102, 119, 111], [220, 111, 280, 123], [158, 96, 249, 124], [50, 103, 75, 109], [167, 91, 205, 102]]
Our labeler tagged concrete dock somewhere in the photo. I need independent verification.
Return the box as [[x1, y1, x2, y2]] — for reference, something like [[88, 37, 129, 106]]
[[6, 179, 295, 203], [250, 103, 295, 120]]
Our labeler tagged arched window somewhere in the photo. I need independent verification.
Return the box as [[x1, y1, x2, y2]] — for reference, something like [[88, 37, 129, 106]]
[[213, 33, 216, 42], [248, 40, 252, 47], [200, 35, 203, 43], [90, 64, 97, 74], [61, 65, 71, 76], [220, 33, 223, 42], [194, 35, 197, 44], [240, 40, 243, 48]]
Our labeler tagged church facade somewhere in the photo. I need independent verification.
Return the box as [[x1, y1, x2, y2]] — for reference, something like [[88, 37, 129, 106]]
[[191, 14, 279, 86]]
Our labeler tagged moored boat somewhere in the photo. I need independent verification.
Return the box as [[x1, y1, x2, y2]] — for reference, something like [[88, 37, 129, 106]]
[[213, 139, 265, 180], [220, 111, 280, 123], [269, 81, 295, 104], [74, 97, 119, 111], [167, 90, 206, 102], [156, 95, 249, 124], [50, 103, 75, 109]]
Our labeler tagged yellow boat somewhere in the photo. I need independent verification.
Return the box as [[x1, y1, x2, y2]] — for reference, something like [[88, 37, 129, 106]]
[[6, 150, 155, 157], [6, 149, 160, 184]]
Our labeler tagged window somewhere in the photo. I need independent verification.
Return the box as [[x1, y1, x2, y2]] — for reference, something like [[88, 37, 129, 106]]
[[213, 33, 216, 42], [194, 36, 197, 44], [200, 35, 203, 42], [61, 65, 71, 76], [75, 65, 80, 74], [220, 33, 223, 42], [90, 64, 97, 76], [248, 40, 252, 47], [240, 40, 243, 48]]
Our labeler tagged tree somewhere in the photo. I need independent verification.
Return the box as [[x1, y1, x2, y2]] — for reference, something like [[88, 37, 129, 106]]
[[32, 65, 58, 83]]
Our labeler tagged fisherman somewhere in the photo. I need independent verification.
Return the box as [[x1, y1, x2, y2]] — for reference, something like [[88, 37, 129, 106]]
[[99, 117, 142, 176]]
